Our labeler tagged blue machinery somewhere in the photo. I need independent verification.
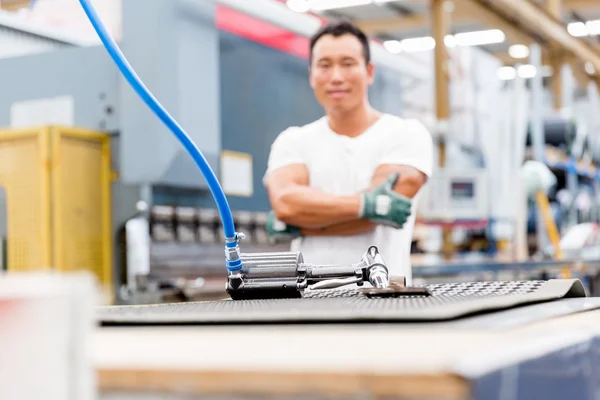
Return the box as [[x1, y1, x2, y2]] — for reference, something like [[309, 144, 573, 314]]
[[79, 0, 401, 299]]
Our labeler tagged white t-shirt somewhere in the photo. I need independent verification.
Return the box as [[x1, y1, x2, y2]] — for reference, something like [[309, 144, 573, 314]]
[[263, 113, 433, 284]]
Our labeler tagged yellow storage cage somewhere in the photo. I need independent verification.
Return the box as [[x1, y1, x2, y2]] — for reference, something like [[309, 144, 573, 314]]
[[0, 125, 112, 289]]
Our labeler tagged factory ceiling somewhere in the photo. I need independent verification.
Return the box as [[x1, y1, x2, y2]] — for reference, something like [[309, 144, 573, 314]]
[[2, 0, 600, 87], [282, 0, 600, 87]]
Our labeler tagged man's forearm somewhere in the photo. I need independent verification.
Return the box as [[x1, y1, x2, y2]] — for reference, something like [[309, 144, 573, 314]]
[[301, 219, 375, 236], [272, 185, 361, 228]]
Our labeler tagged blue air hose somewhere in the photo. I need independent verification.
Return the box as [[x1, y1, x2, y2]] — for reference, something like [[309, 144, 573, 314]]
[[78, 0, 242, 271]]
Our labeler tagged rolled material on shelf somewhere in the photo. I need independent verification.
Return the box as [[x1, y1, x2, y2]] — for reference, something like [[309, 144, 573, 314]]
[[527, 116, 577, 154]]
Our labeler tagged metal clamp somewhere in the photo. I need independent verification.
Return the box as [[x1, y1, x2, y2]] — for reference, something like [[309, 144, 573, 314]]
[[226, 245, 390, 300]]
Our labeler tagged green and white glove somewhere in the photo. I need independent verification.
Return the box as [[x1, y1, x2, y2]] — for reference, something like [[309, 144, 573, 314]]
[[266, 211, 302, 241], [359, 173, 412, 229]]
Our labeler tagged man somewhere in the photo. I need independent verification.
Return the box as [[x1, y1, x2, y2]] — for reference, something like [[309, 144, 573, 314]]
[[262, 20, 433, 284]]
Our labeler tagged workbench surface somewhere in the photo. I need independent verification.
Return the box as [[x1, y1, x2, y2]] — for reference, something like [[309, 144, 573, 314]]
[[95, 298, 600, 400]]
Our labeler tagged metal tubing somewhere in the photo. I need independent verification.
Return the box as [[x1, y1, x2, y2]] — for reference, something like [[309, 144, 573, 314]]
[[304, 264, 361, 279], [240, 252, 302, 279]]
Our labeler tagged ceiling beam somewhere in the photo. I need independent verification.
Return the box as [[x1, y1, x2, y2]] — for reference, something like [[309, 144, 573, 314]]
[[356, 1, 538, 45], [480, 0, 600, 79], [563, 0, 600, 8], [463, 0, 539, 45], [546, 0, 564, 110], [432, 0, 450, 127], [0, 0, 30, 11], [354, 0, 599, 37], [569, 61, 593, 87], [355, 14, 431, 34], [355, 12, 476, 34]]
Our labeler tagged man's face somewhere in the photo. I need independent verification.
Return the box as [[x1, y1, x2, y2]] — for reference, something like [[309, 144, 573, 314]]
[[309, 33, 375, 113]]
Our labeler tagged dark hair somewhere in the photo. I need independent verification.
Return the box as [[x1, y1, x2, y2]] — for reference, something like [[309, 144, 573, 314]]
[[309, 19, 371, 65]]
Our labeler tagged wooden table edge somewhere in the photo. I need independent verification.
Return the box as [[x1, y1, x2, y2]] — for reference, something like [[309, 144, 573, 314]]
[[97, 368, 470, 399]]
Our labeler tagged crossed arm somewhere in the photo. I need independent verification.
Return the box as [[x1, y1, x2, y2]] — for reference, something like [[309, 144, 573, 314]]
[[264, 163, 427, 236]]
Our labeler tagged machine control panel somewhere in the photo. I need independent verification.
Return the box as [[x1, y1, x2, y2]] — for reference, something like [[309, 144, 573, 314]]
[[418, 168, 489, 221]]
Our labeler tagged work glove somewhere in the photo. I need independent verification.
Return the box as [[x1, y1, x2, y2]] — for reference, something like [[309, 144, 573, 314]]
[[266, 211, 302, 241], [359, 173, 412, 229]]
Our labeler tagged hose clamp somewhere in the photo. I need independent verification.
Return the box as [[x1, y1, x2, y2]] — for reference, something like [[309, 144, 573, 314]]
[[227, 232, 246, 243]]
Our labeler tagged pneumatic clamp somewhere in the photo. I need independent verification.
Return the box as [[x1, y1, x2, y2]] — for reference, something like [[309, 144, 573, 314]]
[[226, 245, 390, 300]]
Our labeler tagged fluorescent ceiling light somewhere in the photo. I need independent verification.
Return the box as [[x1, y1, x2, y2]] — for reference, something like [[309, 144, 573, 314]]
[[444, 35, 456, 48], [308, 0, 371, 10], [381, 29, 504, 54], [287, 0, 310, 13], [497, 66, 517, 80], [453, 29, 505, 46], [400, 36, 435, 52], [385, 29, 504, 55], [497, 65, 548, 80], [383, 40, 402, 54], [566, 20, 600, 37], [586, 20, 600, 36], [568, 21, 588, 37], [518, 64, 537, 78], [384, 36, 452, 53], [586, 62, 595, 75], [508, 44, 529, 59]]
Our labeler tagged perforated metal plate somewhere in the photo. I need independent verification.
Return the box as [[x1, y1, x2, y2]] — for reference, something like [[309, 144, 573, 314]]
[[99, 279, 586, 325], [304, 280, 548, 299]]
